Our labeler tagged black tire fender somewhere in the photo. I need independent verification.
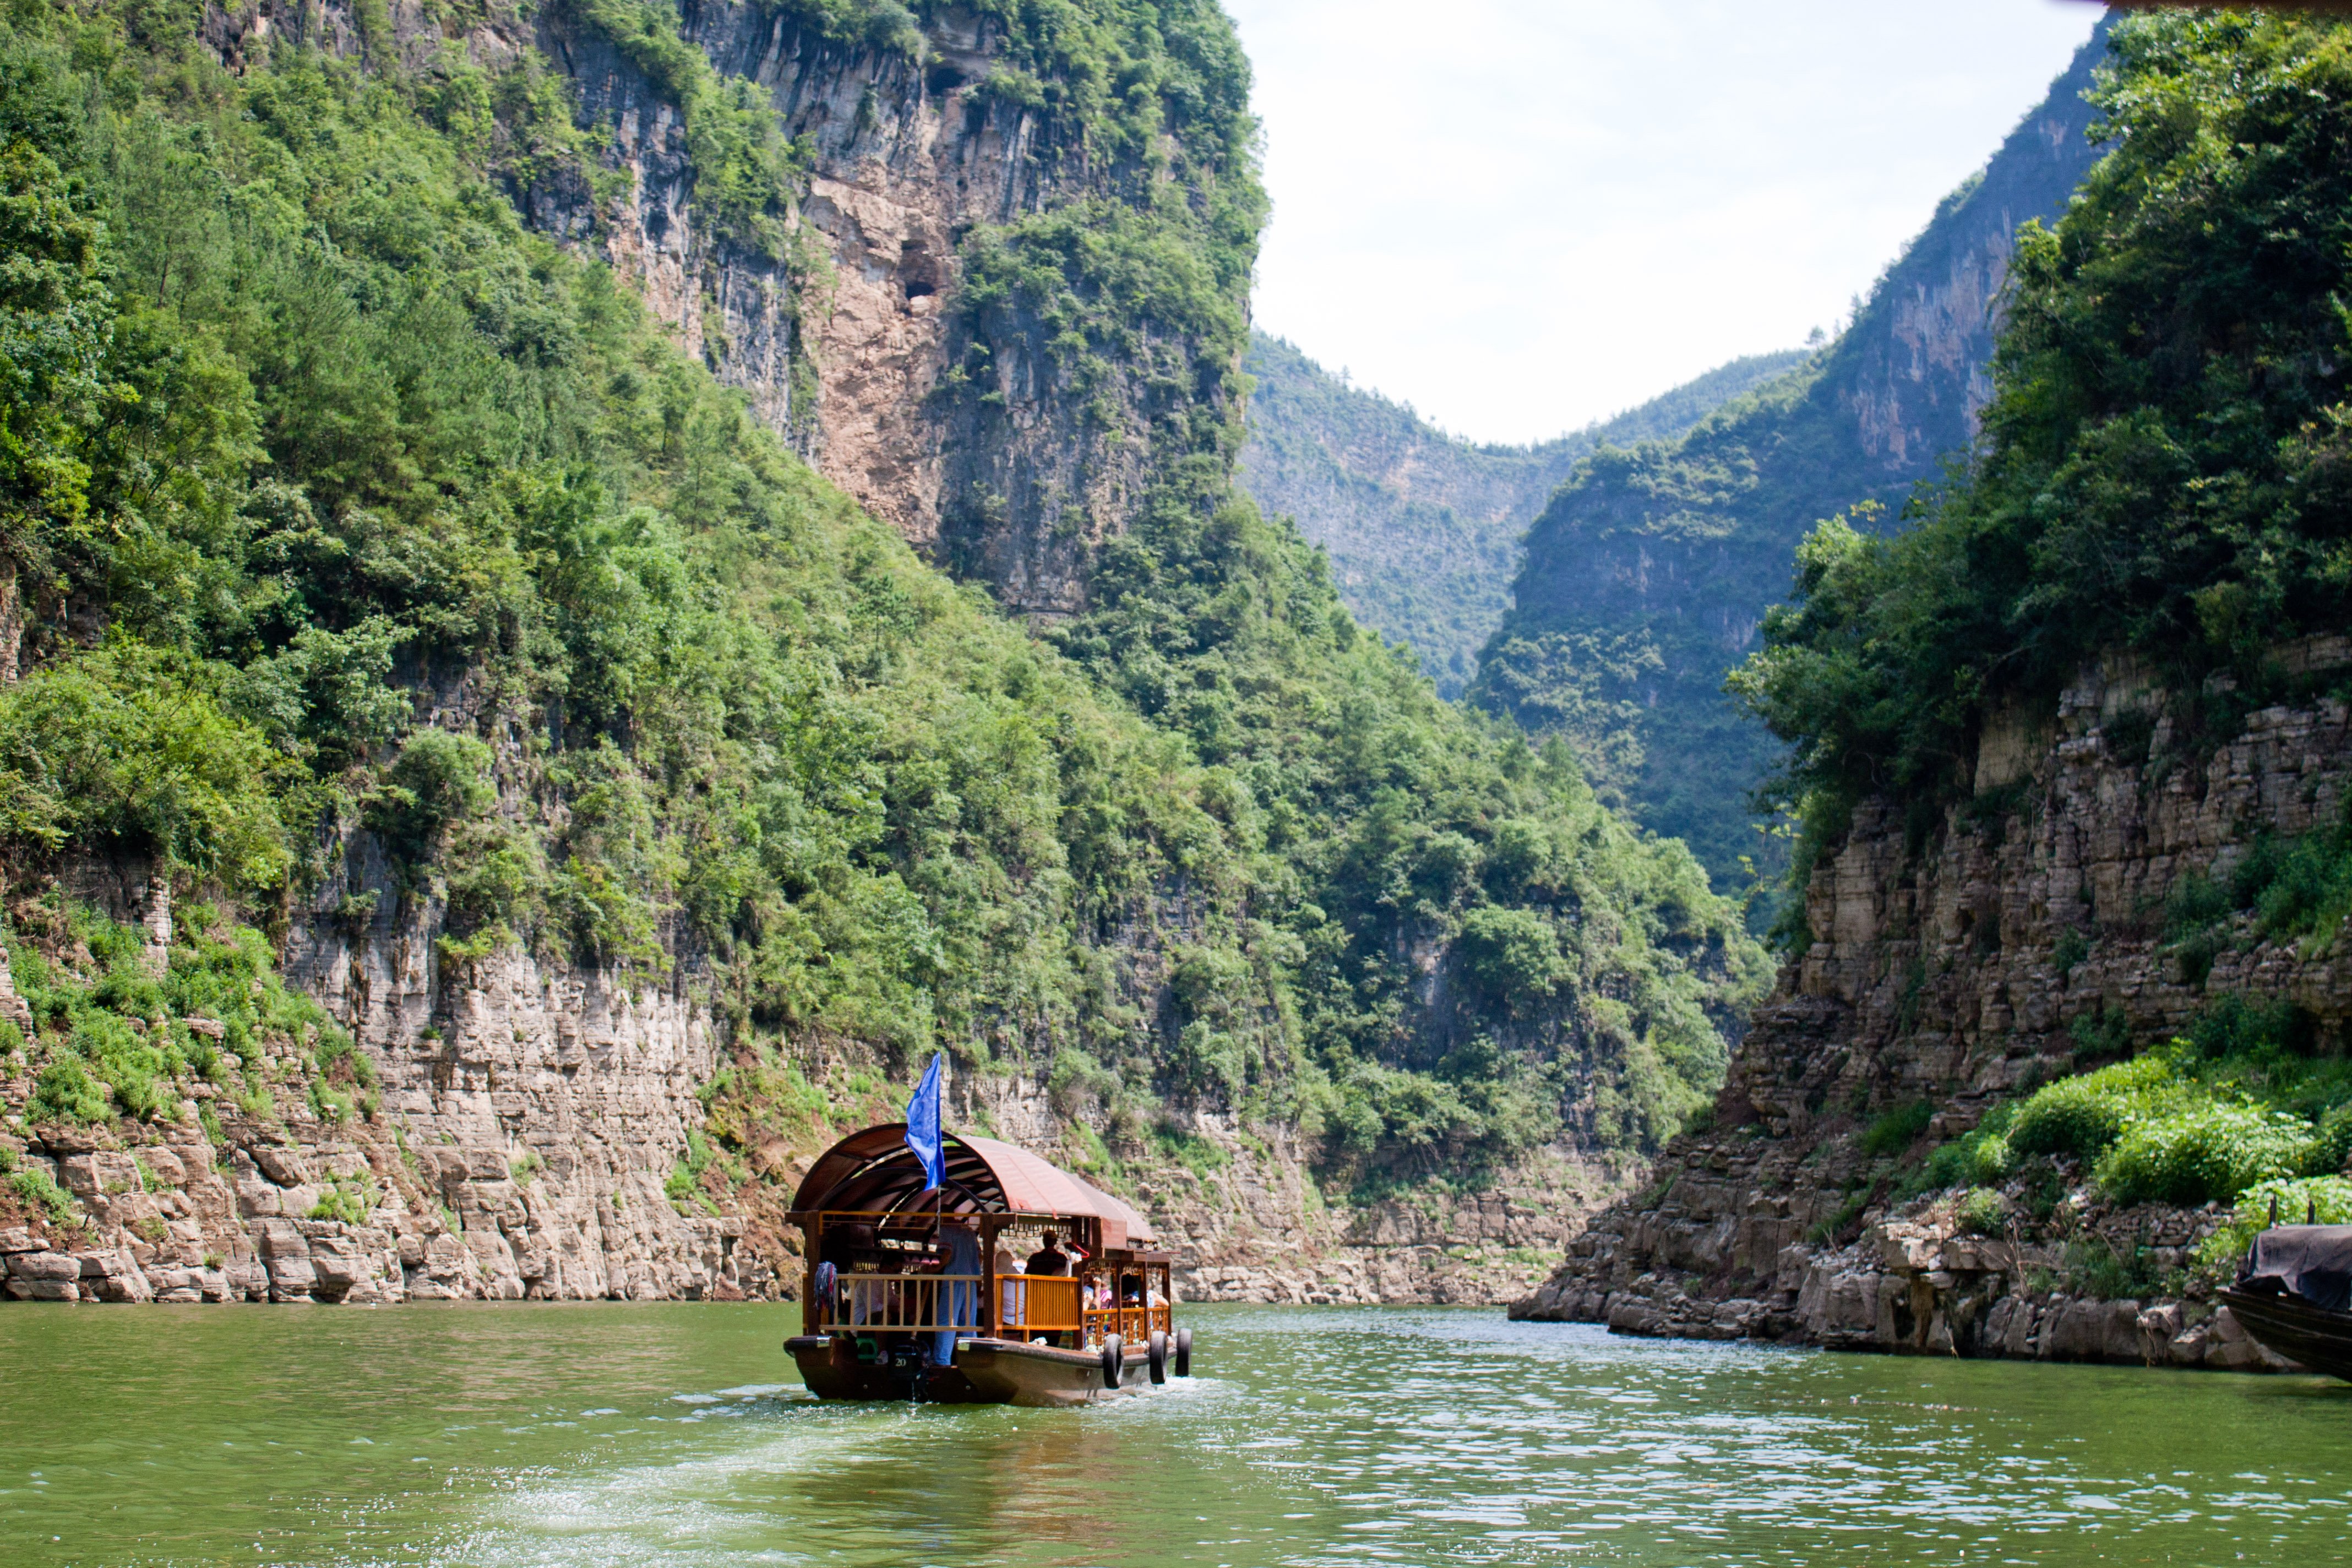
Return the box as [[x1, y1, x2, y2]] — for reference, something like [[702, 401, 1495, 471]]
[[1100, 1333, 1124, 1390], [1147, 1329, 1168, 1384], [1174, 1326, 1193, 1377]]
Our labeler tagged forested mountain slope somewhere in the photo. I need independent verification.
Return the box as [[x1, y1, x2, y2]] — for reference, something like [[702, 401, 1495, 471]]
[[0, 0, 1764, 1306], [1471, 24, 2112, 887], [1238, 335, 1804, 698], [1518, 12, 2352, 1374]]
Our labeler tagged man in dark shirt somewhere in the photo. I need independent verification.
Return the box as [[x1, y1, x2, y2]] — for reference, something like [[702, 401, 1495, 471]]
[[1025, 1231, 1071, 1276]]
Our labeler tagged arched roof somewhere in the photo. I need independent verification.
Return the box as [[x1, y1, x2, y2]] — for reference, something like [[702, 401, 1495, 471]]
[[790, 1124, 1153, 1242]]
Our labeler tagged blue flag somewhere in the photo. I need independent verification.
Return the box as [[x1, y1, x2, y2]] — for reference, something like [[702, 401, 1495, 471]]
[[905, 1053, 945, 1192]]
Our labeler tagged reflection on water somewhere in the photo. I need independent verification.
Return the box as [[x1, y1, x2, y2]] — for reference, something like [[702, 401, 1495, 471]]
[[2, 1302, 2350, 1565]]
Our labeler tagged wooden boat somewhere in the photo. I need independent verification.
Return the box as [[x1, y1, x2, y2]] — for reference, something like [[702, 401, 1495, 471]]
[[2219, 1218, 2352, 1380], [782, 1123, 1193, 1406]]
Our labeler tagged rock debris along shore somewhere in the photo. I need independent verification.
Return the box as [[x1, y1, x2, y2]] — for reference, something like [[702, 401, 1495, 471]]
[[1513, 643, 2352, 1370]]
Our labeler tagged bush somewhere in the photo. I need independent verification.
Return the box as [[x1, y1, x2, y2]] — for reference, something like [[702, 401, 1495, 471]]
[[28, 1053, 110, 1124], [0, 644, 292, 890], [2193, 1175, 2352, 1284], [1954, 1186, 2007, 1237], [1919, 1105, 2015, 1191], [307, 1173, 375, 1224], [1859, 1099, 1935, 1157], [2008, 1054, 2179, 1158], [2310, 1103, 2352, 1177], [2093, 1100, 2315, 1206], [8, 1163, 79, 1227]]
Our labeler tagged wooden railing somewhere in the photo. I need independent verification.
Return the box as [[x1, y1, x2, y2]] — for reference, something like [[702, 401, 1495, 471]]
[[1084, 1302, 1172, 1345], [998, 1275, 1084, 1336], [815, 1270, 1172, 1345], [819, 1273, 985, 1333]]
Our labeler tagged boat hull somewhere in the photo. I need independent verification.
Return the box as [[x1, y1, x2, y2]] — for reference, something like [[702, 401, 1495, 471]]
[[2219, 1288, 2345, 1379], [786, 1334, 1159, 1406]]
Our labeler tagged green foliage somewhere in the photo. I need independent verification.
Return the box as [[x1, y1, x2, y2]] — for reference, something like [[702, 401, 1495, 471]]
[[8, 896, 334, 1127], [1859, 1099, 1935, 1157], [1954, 1186, 2007, 1238], [7, 1159, 78, 1227], [1736, 15, 2352, 872], [307, 1170, 376, 1223], [1917, 987, 2352, 1210], [566, 0, 816, 259], [1920, 1103, 2016, 1191], [665, 1127, 724, 1215], [2093, 1099, 2315, 1207], [2061, 1235, 2165, 1303], [0, 642, 292, 889], [1150, 1120, 1230, 1177], [2007, 1053, 2180, 1159]]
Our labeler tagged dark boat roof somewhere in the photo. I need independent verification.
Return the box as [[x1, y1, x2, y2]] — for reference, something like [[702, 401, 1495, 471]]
[[790, 1123, 1154, 1242], [2241, 1224, 2352, 1313]]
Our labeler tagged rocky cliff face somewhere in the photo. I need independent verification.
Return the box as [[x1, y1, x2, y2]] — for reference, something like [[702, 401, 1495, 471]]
[[1510, 643, 2352, 1371], [0, 827, 1617, 1305], [235, 0, 1232, 613]]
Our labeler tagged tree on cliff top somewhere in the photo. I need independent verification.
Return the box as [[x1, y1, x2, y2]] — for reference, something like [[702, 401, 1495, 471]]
[[1734, 11, 2352, 906]]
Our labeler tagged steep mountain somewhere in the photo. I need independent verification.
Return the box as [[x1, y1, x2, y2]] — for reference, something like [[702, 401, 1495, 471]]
[[1238, 334, 1805, 698], [1516, 12, 2352, 1372], [0, 0, 1763, 1306], [1471, 24, 2113, 886]]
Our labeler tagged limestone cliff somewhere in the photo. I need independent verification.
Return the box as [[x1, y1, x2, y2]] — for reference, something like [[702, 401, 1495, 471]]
[[1511, 643, 2352, 1371], [224, 0, 1244, 614]]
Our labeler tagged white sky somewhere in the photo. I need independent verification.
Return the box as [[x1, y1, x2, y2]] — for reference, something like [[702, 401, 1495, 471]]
[[1224, 0, 2104, 444]]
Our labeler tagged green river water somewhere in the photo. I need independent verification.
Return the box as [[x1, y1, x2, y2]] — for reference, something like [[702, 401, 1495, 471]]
[[0, 1302, 2346, 1566]]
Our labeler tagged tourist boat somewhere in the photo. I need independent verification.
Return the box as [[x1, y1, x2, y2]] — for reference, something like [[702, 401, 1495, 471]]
[[782, 1123, 1193, 1405], [2220, 1212, 2352, 1381]]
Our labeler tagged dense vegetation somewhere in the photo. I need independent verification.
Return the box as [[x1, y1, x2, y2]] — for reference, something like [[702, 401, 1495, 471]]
[[1734, 13, 2352, 877], [0, 0, 1763, 1191], [1238, 333, 1803, 699], [1473, 30, 2107, 890]]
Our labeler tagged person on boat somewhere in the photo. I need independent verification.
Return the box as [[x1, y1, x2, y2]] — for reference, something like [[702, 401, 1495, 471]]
[[933, 1216, 982, 1368], [1025, 1231, 1072, 1276], [993, 1238, 1026, 1332]]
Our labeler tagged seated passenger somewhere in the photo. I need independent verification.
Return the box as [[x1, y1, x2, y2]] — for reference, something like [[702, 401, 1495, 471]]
[[994, 1239, 1026, 1329], [1025, 1231, 1072, 1276]]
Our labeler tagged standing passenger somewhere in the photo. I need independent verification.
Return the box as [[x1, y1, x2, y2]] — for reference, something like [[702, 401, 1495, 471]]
[[933, 1217, 982, 1368]]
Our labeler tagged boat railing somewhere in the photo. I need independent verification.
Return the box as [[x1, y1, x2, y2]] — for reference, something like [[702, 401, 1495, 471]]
[[997, 1274, 1084, 1336], [820, 1272, 986, 1334], [1082, 1302, 1172, 1345]]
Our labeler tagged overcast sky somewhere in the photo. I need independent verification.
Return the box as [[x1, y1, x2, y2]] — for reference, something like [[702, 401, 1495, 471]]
[[1223, 0, 2104, 444]]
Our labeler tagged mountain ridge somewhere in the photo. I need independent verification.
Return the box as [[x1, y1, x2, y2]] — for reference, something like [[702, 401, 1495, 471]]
[[1239, 334, 1806, 697]]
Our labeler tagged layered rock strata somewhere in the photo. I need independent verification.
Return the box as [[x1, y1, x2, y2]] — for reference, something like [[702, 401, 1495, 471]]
[[1514, 648, 2352, 1369]]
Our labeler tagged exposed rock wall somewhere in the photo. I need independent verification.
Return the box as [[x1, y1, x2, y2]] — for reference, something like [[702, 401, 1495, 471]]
[[1513, 647, 2352, 1370], [0, 837, 1593, 1308]]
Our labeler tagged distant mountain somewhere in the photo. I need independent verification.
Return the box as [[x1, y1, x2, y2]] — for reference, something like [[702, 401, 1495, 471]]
[[1470, 23, 2114, 887], [1238, 335, 1806, 698]]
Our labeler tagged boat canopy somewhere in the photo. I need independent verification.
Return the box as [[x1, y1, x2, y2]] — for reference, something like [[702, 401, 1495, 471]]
[[2241, 1223, 2352, 1313], [790, 1123, 1154, 1243]]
